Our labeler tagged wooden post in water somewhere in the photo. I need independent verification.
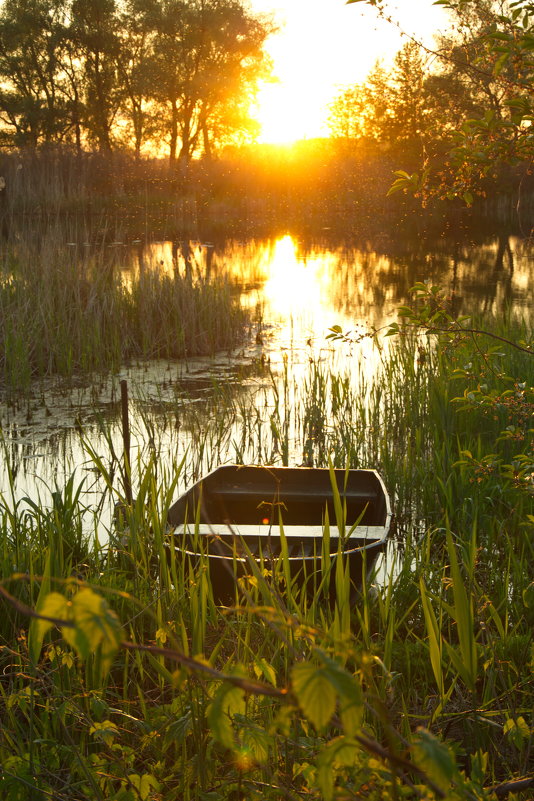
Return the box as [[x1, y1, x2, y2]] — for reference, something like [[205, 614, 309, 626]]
[[120, 379, 132, 505]]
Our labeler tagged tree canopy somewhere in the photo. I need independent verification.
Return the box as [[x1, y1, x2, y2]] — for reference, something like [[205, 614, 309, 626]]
[[0, 0, 274, 161], [335, 0, 534, 203]]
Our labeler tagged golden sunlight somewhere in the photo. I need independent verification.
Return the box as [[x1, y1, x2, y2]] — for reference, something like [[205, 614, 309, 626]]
[[254, 81, 325, 145], [260, 234, 381, 374], [263, 235, 323, 315], [250, 0, 448, 144]]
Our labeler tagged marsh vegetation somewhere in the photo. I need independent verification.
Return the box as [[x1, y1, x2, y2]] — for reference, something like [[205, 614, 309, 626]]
[[1, 0, 533, 797], [1, 276, 532, 798]]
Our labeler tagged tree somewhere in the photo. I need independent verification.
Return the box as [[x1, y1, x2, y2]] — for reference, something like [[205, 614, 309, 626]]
[[348, 0, 534, 202], [328, 61, 394, 144], [327, 85, 368, 141], [328, 46, 430, 163], [0, 0, 272, 158], [115, 0, 159, 158], [142, 0, 273, 165], [430, 0, 534, 200], [0, 0, 73, 148], [69, 0, 122, 152], [387, 42, 429, 151], [187, 0, 272, 159]]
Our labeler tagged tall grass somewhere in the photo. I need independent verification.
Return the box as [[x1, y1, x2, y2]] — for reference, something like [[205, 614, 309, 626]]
[[0, 316, 532, 799], [0, 223, 249, 394]]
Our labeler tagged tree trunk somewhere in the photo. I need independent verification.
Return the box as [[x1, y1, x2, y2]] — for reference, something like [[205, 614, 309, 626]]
[[169, 98, 178, 165], [201, 119, 211, 159]]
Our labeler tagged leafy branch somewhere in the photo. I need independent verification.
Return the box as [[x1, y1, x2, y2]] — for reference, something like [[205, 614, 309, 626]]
[[6, 572, 532, 798], [0, 574, 479, 801], [385, 283, 533, 355], [329, 282, 533, 357]]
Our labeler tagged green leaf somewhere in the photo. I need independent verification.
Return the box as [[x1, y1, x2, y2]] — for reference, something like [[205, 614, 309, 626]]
[[317, 737, 360, 801], [89, 719, 119, 746], [411, 728, 456, 792], [316, 652, 362, 701], [62, 588, 122, 675], [291, 662, 337, 729], [443, 641, 474, 687], [523, 581, 534, 608], [494, 52, 510, 75], [315, 652, 364, 735], [164, 713, 192, 750], [340, 694, 363, 737], [319, 736, 360, 768], [242, 724, 271, 764], [30, 591, 69, 666], [419, 579, 444, 697], [253, 655, 277, 686], [207, 681, 245, 749], [126, 774, 160, 801], [28, 552, 54, 665], [317, 759, 335, 801], [446, 530, 477, 690], [504, 717, 532, 749]]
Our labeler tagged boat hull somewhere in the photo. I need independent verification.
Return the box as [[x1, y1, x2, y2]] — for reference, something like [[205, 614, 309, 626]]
[[167, 465, 392, 603]]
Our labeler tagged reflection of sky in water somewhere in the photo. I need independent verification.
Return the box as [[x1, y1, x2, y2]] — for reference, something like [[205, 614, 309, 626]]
[[1, 232, 532, 541]]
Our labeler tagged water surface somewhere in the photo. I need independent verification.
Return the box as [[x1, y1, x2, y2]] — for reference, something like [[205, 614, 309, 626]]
[[1, 230, 531, 536]]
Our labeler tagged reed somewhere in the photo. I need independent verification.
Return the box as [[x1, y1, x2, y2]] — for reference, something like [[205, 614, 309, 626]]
[[0, 220, 249, 394]]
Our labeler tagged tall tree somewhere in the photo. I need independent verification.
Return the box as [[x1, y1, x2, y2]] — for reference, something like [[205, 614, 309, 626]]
[[327, 48, 430, 160], [347, 0, 534, 201], [69, 0, 122, 152], [143, 0, 272, 165], [327, 61, 393, 144], [387, 42, 428, 150], [0, 0, 72, 147], [115, 0, 158, 157], [428, 0, 534, 198], [0, 0, 272, 158], [185, 0, 273, 159], [327, 85, 367, 141]]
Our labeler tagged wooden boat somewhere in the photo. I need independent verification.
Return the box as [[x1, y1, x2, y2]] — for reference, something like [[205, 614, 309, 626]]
[[167, 465, 392, 603]]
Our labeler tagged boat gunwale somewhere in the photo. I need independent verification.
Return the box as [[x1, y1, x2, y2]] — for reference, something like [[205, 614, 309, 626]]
[[168, 464, 393, 563]]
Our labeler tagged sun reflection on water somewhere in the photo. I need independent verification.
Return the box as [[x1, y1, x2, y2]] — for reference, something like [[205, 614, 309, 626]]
[[263, 234, 324, 323]]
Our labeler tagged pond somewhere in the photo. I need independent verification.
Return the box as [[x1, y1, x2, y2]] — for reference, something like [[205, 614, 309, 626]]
[[0, 228, 532, 542]]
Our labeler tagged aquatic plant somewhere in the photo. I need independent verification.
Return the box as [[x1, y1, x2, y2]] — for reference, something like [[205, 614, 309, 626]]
[[0, 225, 249, 394]]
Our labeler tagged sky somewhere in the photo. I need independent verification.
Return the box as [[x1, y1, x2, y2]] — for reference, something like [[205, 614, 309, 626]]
[[248, 0, 450, 143]]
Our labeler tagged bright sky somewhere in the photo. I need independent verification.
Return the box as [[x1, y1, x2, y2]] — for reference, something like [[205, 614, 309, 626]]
[[249, 0, 450, 143]]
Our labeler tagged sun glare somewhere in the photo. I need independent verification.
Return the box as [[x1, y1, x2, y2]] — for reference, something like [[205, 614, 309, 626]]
[[263, 235, 321, 314], [250, 0, 448, 145], [254, 81, 326, 144]]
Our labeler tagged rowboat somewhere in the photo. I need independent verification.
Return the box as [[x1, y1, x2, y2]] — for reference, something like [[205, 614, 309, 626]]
[[167, 464, 392, 603]]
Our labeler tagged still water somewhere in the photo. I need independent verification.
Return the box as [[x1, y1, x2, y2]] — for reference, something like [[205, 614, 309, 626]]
[[0, 230, 532, 536]]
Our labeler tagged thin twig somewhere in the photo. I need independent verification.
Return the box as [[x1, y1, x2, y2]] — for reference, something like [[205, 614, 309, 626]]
[[422, 325, 533, 356], [120, 641, 287, 699]]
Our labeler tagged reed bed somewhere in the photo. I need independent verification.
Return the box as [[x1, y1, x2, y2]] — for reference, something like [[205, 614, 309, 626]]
[[0, 223, 249, 394], [0, 317, 532, 800]]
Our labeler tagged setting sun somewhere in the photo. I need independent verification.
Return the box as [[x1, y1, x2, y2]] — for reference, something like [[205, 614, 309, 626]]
[[250, 0, 449, 143]]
